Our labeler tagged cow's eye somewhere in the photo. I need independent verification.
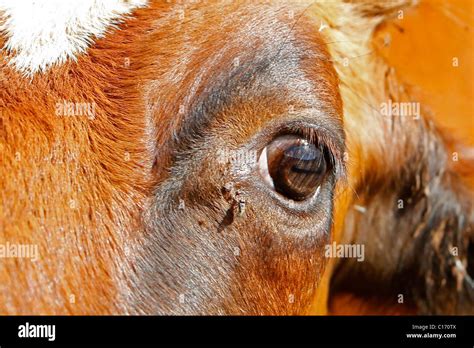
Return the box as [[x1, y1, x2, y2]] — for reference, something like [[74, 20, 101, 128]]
[[258, 135, 330, 201]]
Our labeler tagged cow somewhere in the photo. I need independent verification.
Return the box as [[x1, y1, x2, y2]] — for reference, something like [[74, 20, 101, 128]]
[[0, 0, 472, 315]]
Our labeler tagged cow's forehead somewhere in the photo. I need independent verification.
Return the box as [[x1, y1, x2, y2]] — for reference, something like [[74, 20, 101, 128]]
[[0, 0, 148, 76]]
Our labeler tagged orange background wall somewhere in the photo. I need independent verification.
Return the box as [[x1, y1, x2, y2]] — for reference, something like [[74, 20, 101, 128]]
[[375, 0, 473, 145]]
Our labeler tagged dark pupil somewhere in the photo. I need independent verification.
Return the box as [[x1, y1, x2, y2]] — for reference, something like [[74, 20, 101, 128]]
[[269, 142, 327, 201]]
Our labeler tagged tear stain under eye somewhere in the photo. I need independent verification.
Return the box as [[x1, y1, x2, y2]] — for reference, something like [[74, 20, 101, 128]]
[[223, 182, 246, 216], [218, 182, 247, 231]]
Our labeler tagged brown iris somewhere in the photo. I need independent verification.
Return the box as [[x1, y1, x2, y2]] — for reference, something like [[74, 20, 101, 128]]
[[259, 135, 328, 201]]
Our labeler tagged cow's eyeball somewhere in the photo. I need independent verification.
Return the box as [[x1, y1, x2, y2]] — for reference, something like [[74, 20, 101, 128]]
[[258, 135, 329, 201]]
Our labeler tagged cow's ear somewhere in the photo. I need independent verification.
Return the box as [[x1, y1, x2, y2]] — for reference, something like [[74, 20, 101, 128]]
[[346, 0, 418, 18]]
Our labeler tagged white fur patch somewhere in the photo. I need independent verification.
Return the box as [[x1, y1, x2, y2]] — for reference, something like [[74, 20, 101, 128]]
[[0, 0, 148, 76]]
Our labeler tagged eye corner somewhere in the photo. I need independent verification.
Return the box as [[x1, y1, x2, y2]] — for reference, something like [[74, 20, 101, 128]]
[[301, 126, 347, 181]]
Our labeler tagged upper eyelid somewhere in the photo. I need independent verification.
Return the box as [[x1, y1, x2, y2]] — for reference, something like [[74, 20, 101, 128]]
[[250, 117, 346, 178]]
